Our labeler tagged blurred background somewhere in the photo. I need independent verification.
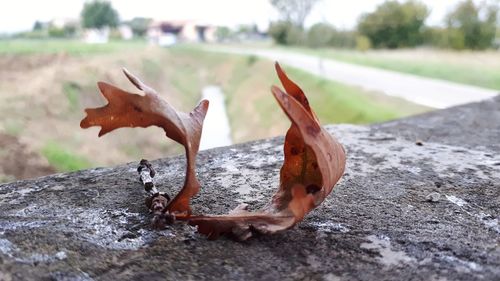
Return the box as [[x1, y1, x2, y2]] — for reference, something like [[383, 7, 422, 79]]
[[0, 0, 499, 183]]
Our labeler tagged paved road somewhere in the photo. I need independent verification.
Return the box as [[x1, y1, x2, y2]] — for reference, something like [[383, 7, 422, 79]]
[[209, 47, 499, 109]]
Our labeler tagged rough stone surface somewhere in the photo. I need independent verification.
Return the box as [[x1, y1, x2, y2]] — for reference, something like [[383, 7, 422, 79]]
[[1, 97, 499, 281], [373, 95, 500, 153]]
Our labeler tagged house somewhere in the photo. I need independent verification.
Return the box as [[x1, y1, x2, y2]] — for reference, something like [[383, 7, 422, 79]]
[[118, 25, 133, 40], [49, 18, 78, 30], [83, 27, 109, 44], [147, 20, 216, 46]]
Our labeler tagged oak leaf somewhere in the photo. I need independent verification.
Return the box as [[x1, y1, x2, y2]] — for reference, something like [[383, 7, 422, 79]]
[[80, 69, 209, 215], [184, 63, 346, 240]]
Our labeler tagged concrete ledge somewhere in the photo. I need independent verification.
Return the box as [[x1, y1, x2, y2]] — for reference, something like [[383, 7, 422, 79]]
[[0, 97, 499, 281]]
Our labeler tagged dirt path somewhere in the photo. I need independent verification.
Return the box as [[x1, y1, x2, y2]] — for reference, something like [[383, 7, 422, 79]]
[[209, 47, 499, 109]]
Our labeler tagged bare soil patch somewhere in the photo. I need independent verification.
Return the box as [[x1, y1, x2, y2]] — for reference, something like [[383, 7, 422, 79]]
[[0, 133, 55, 182]]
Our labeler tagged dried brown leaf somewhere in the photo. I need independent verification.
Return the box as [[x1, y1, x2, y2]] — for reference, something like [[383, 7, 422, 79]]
[[185, 63, 346, 240], [80, 69, 209, 215]]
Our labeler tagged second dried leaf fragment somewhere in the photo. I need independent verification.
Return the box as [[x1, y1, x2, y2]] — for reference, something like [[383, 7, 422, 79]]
[[80, 69, 208, 216], [185, 63, 346, 240]]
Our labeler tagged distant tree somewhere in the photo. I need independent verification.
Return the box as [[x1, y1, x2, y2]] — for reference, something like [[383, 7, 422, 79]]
[[496, 27, 500, 48], [268, 21, 291, 44], [63, 22, 78, 37], [445, 0, 499, 49], [268, 21, 305, 45], [270, 0, 320, 28], [33, 21, 43, 31], [307, 23, 335, 48], [48, 27, 66, 38], [355, 35, 372, 51], [285, 25, 306, 45], [81, 1, 119, 29], [27, 21, 48, 38], [328, 30, 357, 48], [47, 23, 77, 38], [127, 17, 152, 37], [236, 24, 252, 34], [215, 26, 232, 42], [306, 23, 357, 48], [358, 0, 429, 48]]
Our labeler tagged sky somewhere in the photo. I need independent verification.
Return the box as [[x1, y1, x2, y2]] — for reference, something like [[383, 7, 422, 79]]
[[0, 0, 472, 34]]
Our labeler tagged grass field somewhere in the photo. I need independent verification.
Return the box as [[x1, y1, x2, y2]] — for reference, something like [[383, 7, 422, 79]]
[[0, 39, 147, 55], [0, 39, 428, 181], [282, 46, 500, 90], [41, 141, 92, 172]]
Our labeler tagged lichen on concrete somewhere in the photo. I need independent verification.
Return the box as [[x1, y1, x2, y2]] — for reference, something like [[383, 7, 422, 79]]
[[0, 96, 499, 280]]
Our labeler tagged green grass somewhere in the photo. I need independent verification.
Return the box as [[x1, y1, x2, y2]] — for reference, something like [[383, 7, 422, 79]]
[[167, 46, 227, 107], [41, 141, 92, 172], [0, 174, 15, 184], [62, 81, 81, 110], [163, 58, 205, 106], [141, 58, 163, 81], [280, 46, 500, 90], [325, 52, 500, 90], [3, 119, 24, 136], [0, 39, 147, 55]]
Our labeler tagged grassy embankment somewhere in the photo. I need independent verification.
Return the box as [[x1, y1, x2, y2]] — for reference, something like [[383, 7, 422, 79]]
[[0, 39, 427, 177], [0, 39, 147, 55], [168, 46, 428, 142]]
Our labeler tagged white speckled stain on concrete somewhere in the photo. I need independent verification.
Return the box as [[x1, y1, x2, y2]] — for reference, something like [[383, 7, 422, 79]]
[[306, 254, 323, 269], [14, 251, 68, 265], [250, 142, 275, 152], [361, 235, 415, 267], [216, 157, 279, 203], [323, 273, 342, 281], [443, 194, 499, 234], [328, 125, 500, 181], [0, 184, 51, 203], [0, 237, 69, 265], [1, 206, 151, 251], [309, 221, 350, 233], [0, 238, 15, 256], [445, 195, 467, 207], [440, 254, 483, 273], [476, 212, 499, 234]]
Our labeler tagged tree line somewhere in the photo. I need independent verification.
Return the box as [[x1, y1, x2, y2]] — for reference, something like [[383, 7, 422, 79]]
[[269, 0, 500, 50], [25, 1, 150, 40]]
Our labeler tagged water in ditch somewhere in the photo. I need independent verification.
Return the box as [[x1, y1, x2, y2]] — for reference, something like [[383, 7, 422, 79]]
[[199, 86, 232, 150]]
